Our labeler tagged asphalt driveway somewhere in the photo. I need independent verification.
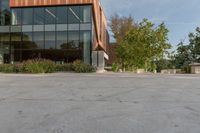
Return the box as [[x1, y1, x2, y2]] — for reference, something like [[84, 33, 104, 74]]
[[0, 73, 200, 133]]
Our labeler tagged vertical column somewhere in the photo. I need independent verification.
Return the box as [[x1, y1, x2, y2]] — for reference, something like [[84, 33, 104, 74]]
[[92, 50, 108, 72], [83, 31, 91, 64]]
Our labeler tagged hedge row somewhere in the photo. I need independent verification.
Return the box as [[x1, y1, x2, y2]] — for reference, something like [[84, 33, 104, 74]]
[[0, 59, 96, 73]]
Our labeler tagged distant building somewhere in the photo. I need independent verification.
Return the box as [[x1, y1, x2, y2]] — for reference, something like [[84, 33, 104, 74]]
[[190, 63, 200, 74], [0, 0, 109, 68]]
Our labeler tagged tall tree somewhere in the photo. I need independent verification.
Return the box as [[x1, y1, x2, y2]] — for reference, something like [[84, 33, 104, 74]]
[[174, 27, 200, 68], [110, 14, 136, 44], [188, 27, 200, 62], [116, 19, 171, 71], [174, 42, 193, 68]]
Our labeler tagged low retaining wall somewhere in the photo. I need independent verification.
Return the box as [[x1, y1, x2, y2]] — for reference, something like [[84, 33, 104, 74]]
[[191, 66, 200, 74], [161, 69, 181, 74], [136, 69, 145, 74]]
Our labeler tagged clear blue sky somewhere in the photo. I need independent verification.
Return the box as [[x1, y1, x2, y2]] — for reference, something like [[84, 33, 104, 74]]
[[101, 0, 200, 49]]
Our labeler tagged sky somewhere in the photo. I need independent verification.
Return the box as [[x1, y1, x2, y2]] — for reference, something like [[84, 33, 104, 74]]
[[101, 0, 200, 49]]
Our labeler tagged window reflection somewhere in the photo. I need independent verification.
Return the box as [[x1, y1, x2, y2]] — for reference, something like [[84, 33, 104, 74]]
[[57, 31, 67, 49], [80, 6, 92, 23], [1, 5, 93, 63], [68, 6, 81, 24], [45, 7, 56, 24], [0, 33, 10, 42], [22, 8, 33, 25], [80, 31, 91, 64], [11, 9, 21, 25], [45, 31, 55, 49], [34, 8, 44, 25], [33, 32, 44, 49], [57, 7, 68, 24], [0, 0, 11, 26], [68, 31, 80, 49], [22, 32, 32, 41], [11, 32, 21, 49], [22, 32, 37, 49]]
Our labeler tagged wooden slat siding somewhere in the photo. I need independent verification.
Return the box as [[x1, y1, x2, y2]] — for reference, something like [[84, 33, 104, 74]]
[[10, 0, 93, 7], [10, 0, 108, 53]]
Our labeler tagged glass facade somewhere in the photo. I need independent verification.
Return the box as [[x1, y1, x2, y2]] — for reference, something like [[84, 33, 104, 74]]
[[0, 2, 92, 64], [0, 0, 11, 26], [0, 0, 11, 63]]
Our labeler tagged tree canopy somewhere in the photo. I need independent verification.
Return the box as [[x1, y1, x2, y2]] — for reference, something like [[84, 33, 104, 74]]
[[116, 19, 171, 71], [174, 27, 200, 69], [110, 14, 136, 44], [109, 15, 200, 72]]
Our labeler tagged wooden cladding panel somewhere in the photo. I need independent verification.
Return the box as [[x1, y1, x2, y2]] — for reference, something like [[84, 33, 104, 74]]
[[10, 0, 93, 7]]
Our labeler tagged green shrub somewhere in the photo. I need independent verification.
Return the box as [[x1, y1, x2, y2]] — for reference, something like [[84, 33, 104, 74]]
[[0, 64, 15, 73], [56, 64, 73, 72], [22, 59, 56, 73], [112, 63, 119, 72], [0, 59, 95, 73], [55, 61, 95, 73], [14, 64, 24, 73], [72, 60, 96, 73]]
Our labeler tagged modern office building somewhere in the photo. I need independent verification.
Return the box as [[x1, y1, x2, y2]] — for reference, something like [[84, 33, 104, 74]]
[[0, 0, 109, 68]]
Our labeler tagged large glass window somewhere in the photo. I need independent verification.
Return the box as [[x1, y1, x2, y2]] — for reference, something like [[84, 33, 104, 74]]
[[45, 31, 55, 49], [33, 32, 44, 49], [0, 41, 10, 63], [22, 8, 33, 25], [0, 32, 10, 63], [11, 33, 21, 49], [57, 7, 68, 24], [80, 6, 92, 23], [13, 50, 21, 62], [0, 5, 93, 64], [80, 31, 91, 64], [11, 33, 21, 42], [68, 6, 80, 24], [12, 8, 22, 25], [45, 7, 56, 24], [11, 26, 21, 32], [22, 32, 32, 42], [1, 11, 11, 26], [0, 0, 11, 26], [4, 11, 11, 25], [68, 31, 79, 49], [34, 8, 44, 25], [0, 33, 10, 42], [57, 31, 67, 49], [1, 0, 10, 11], [22, 32, 37, 49]]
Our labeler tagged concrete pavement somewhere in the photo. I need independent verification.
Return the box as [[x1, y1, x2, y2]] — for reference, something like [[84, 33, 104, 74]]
[[0, 73, 200, 133]]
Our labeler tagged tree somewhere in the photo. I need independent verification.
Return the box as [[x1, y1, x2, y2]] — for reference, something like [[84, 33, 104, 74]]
[[188, 27, 200, 62], [116, 19, 171, 71], [174, 42, 193, 69], [154, 51, 176, 72], [155, 59, 174, 72], [110, 14, 136, 44], [174, 27, 200, 69]]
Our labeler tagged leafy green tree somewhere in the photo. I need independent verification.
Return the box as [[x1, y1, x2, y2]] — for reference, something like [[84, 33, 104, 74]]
[[116, 19, 171, 71], [174, 42, 193, 69], [188, 27, 200, 62], [155, 59, 174, 72], [174, 27, 200, 69]]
